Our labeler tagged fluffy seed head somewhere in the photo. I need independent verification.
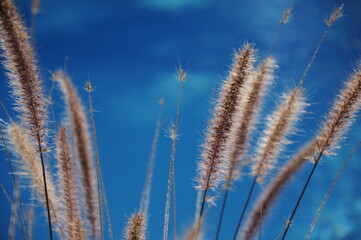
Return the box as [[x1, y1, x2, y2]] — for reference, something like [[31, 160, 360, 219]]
[[5, 123, 59, 227], [0, 0, 48, 148], [53, 70, 99, 238], [252, 87, 306, 183], [197, 43, 256, 193], [224, 57, 277, 187], [315, 64, 361, 160], [124, 212, 147, 240], [281, 7, 292, 25], [326, 4, 344, 27], [56, 126, 86, 240], [177, 65, 187, 82]]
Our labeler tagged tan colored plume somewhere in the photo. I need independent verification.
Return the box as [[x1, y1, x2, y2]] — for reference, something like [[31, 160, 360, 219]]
[[56, 126, 87, 240], [53, 70, 99, 238], [252, 87, 306, 183], [224, 56, 277, 188], [314, 63, 361, 160], [124, 212, 147, 240], [196, 43, 256, 205], [326, 4, 344, 27], [5, 123, 61, 230], [280, 7, 292, 25]]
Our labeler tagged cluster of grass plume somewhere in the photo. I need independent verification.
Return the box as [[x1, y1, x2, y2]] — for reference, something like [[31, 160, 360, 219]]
[[0, 1, 360, 240]]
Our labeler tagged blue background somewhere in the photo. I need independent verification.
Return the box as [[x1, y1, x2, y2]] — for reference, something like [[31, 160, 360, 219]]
[[1, 0, 361, 239]]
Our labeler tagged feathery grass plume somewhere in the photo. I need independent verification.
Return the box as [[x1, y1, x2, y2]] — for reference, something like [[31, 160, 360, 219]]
[[0, 0, 48, 145], [85, 81, 108, 240], [56, 126, 86, 240], [0, 1, 52, 237], [225, 57, 277, 188], [314, 66, 361, 158], [5, 123, 62, 236], [124, 212, 147, 240], [140, 98, 164, 215], [305, 141, 361, 240], [281, 63, 361, 239], [215, 57, 277, 240], [53, 70, 99, 238], [240, 141, 316, 240], [73, 219, 88, 240], [280, 7, 292, 25], [233, 87, 306, 239], [326, 4, 344, 27], [163, 66, 186, 240], [197, 43, 256, 217], [252, 87, 306, 183]]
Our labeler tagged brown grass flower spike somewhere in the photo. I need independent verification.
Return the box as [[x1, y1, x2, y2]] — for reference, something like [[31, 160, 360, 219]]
[[314, 65, 361, 159], [56, 126, 86, 240], [124, 212, 147, 240], [214, 57, 276, 240], [225, 56, 277, 187], [252, 87, 306, 183], [196, 43, 256, 217], [0, 0, 53, 238], [54, 70, 99, 238], [5, 123, 61, 235], [280, 7, 292, 25], [326, 4, 344, 27]]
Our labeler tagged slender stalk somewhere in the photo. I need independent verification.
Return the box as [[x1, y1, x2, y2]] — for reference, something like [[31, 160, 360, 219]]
[[171, 156, 177, 240], [267, 7, 292, 54], [101, 176, 113, 240], [140, 99, 164, 215], [215, 188, 229, 240], [241, 141, 316, 240], [298, 4, 343, 87], [36, 135, 53, 240], [85, 82, 104, 240], [233, 176, 257, 240], [305, 141, 361, 240], [27, 190, 35, 240], [297, 27, 329, 86], [281, 156, 319, 240], [163, 67, 185, 240], [281, 133, 337, 239], [8, 191, 19, 240], [258, 203, 263, 240]]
